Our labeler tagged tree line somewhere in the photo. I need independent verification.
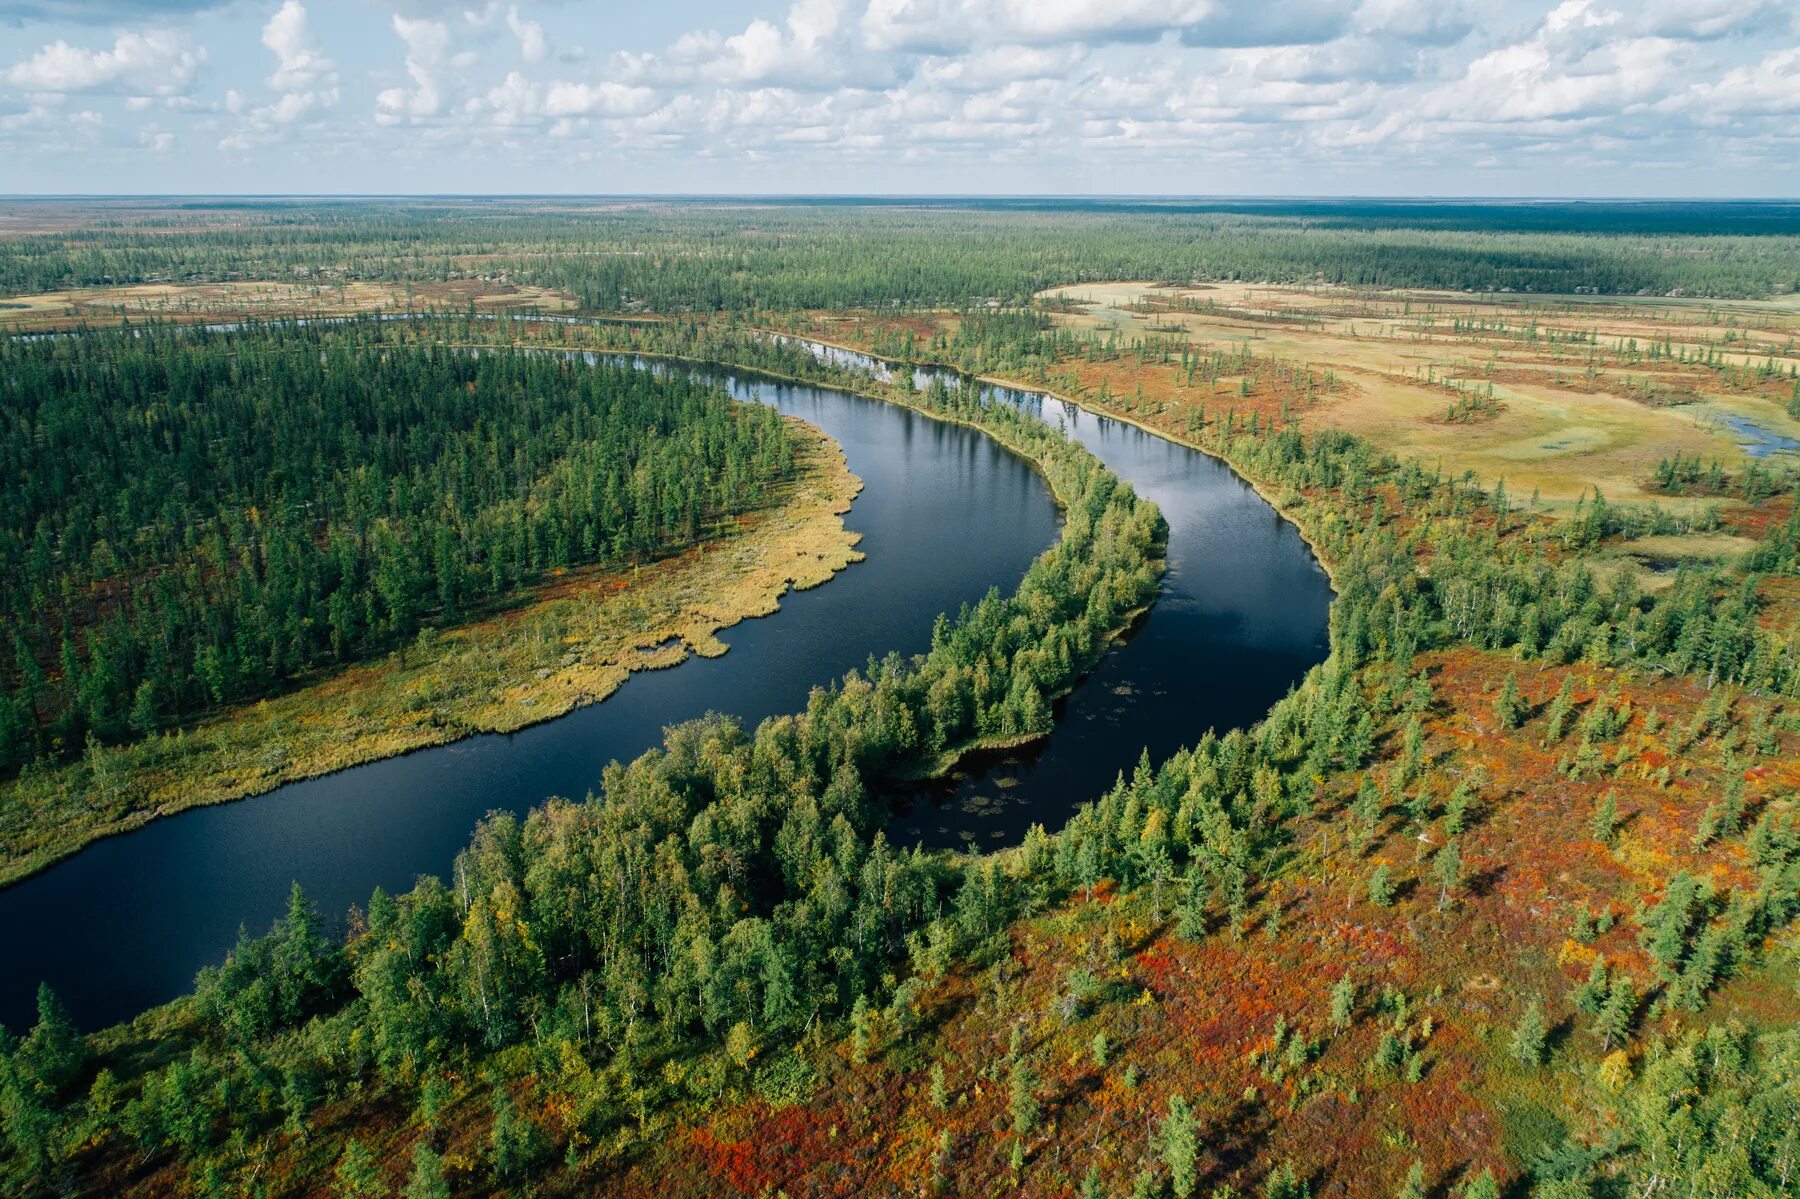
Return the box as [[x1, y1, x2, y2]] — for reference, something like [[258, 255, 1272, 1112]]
[[4, 200, 1799, 305]]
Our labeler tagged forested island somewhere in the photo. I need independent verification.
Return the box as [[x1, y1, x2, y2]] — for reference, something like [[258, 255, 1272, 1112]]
[[0, 199, 1798, 1199]]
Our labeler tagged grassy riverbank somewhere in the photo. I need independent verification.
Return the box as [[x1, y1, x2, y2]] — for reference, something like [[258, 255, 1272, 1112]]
[[0, 417, 862, 889]]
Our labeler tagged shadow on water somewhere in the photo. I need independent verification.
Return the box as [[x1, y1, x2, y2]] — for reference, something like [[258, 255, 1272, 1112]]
[[0, 347, 1329, 1029]]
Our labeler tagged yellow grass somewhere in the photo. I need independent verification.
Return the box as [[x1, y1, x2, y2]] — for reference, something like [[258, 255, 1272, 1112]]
[[0, 278, 577, 331], [1039, 281, 1800, 511]]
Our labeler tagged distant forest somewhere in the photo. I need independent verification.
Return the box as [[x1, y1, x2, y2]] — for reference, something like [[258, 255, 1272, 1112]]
[[3, 199, 1799, 304]]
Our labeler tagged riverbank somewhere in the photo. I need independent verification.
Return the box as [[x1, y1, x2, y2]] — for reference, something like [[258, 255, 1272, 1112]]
[[0, 416, 863, 890]]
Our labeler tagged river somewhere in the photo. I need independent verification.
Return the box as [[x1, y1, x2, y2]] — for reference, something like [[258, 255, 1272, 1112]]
[[0, 348, 1330, 1031]]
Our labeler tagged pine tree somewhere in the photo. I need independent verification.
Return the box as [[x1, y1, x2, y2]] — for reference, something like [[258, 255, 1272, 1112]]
[[1494, 672, 1524, 728], [1595, 975, 1637, 1050], [1396, 1160, 1427, 1199], [335, 1139, 381, 1198], [1263, 1160, 1309, 1199], [1176, 870, 1210, 939], [404, 1144, 450, 1199], [1590, 792, 1618, 844], [20, 983, 85, 1093], [1329, 974, 1356, 1032], [850, 994, 872, 1065], [1434, 838, 1462, 910], [1161, 1093, 1200, 1198], [1509, 1000, 1547, 1067], [1009, 1055, 1038, 1136], [489, 1088, 542, 1179], [1368, 864, 1395, 908], [1463, 1169, 1499, 1199], [1545, 676, 1576, 744]]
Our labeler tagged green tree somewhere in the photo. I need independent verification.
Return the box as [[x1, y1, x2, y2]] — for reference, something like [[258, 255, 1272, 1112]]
[[1264, 1160, 1310, 1199], [1590, 792, 1618, 844], [489, 1088, 542, 1179], [1494, 672, 1525, 728], [1009, 1055, 1039, 1136], [1160, 1093, 1200, 1198], [336, 1139, 381, 1198], [1573, 955, 1609, 1014], [1433, 838, 1462, 911], [1509, 1000, 1547, 1067], [1330, 975, 1357, 1032], [1463, 1168, 1499, 1199], [19, 983, 86, 1093], [1594, 975, 1637, 1050], [1368, 864, 1395, 908], [403, 1144, 450, 1199]]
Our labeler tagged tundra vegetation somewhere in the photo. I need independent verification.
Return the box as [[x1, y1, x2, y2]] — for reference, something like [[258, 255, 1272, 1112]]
[[1, 199, 1799, 1199]]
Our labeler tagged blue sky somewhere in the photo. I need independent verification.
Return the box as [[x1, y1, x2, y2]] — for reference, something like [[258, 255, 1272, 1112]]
[[1, 0, 1797, 195]]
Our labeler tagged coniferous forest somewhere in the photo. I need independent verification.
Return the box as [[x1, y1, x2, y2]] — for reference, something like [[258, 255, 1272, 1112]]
[[1, 200, 1799, 1199], [0, 322, 795, 773]]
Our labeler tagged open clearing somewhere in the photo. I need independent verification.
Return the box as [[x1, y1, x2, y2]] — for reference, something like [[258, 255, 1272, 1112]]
[[1038, 281, 1800, 514], [0, 278, 578, 331]]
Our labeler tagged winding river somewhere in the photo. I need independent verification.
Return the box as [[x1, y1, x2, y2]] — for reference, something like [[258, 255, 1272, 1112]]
[[0, 350, 1330, 1031]]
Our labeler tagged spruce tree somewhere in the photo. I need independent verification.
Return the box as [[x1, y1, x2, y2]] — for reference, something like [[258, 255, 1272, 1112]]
[[1494, 672, 1524, 728], [1368, 864, 1395, 908], [404, 1145, 450, 1199], [335, 1140, 381, 1199], [1329, 974, 1356, 1032], [1161, 1094, 1200, 1198], [1509, 1000, 1547, 1067]]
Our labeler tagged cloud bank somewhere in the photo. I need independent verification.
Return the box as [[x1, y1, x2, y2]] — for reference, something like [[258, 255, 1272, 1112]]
[[1, 0, 1796, 193]]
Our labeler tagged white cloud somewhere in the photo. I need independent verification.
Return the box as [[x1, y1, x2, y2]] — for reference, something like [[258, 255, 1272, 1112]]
[[1638, 0, 1795, 41], [915, 44, 1087, 91], [1419, 1, 1686, 123], [1677, 45, 1800, 116], [376, 15, 450, 123], [4, 30, 203, 96], [1354, 0, 1474, 45], [263, 1, 334, 90], [9, 0, 1798, 192], [506, 5, 548, 64], [627, 0, 857, 89], [543, 80, 658, 117]]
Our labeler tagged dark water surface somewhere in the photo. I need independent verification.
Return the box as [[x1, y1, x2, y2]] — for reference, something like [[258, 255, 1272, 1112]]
[[891, 384, 1331, 850], [0, 353, 1329, 1031]]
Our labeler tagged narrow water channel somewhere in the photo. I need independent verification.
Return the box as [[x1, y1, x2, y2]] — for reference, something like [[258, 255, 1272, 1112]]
[[0, 351, 1329, 1031]]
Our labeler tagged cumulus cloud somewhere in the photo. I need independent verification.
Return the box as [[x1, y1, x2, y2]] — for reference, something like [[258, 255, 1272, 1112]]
[[506, 5, 548, 64], [375, 15, 449, 122], [617, 0, 859, 89], [6, 0, 1799, 191], [1354, 0, 1474, 46], [1419, 1, 1686, 124], [1677, 45, 1800, 116], [263, 1, 334, 91], [5, 29, 203, 96]]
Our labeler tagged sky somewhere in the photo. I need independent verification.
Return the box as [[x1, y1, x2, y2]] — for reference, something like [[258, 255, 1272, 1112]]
[[0, 0, 1797, 196]]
